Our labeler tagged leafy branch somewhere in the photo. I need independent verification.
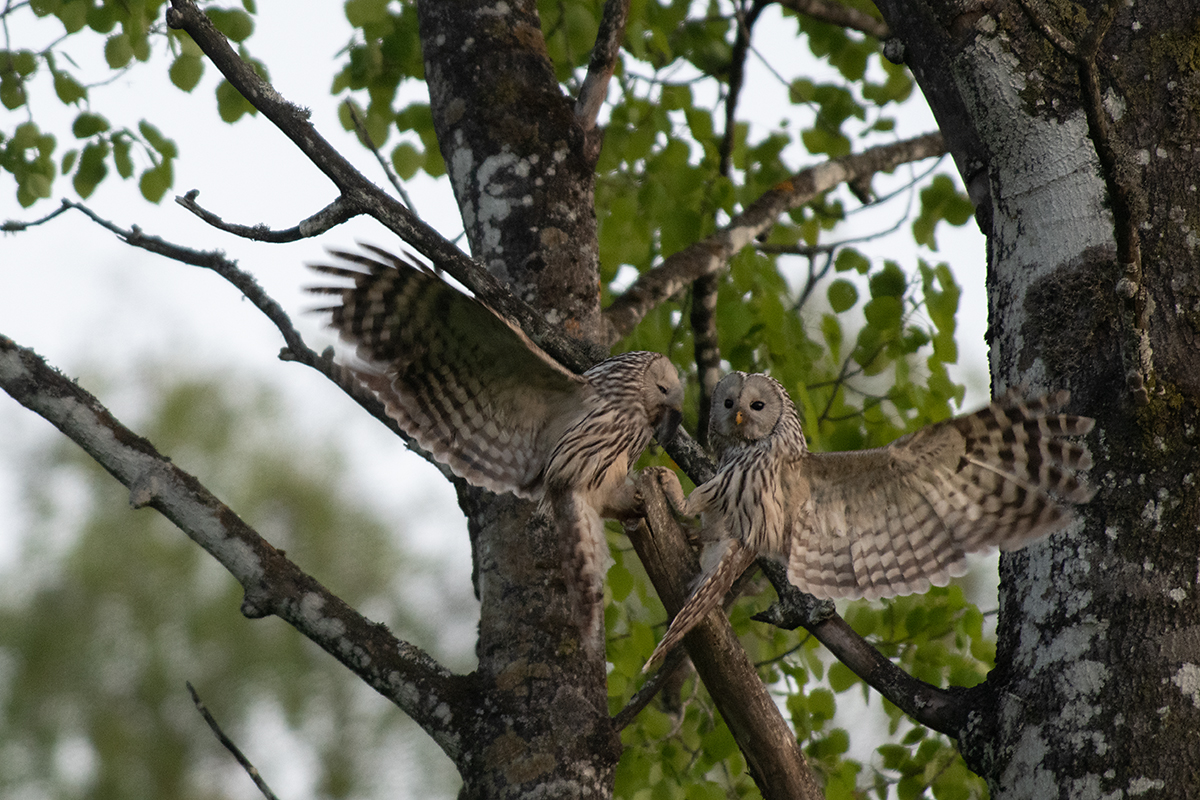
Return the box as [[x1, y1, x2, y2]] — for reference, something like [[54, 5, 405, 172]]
[[600, 132, 946, 345]]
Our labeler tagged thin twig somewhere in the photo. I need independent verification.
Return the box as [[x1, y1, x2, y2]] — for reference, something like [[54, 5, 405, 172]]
[[6, 199, 450, 466], [2, 198, 72, 231], [754, 560, 971, 737], [612, 646, 691, 730], [187, 682, 281, 800], [175, 191, 356, 242], [343, 100, 418, 213]]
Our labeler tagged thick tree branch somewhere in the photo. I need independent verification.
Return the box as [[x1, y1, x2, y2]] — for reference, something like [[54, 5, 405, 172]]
[[630, 471, 823, 800], [776, 0, 890, 39], [576, 0, 630, 160], [755, 560, 974, 738], [719, 0, 768, 176], [0, 334, 472, 763], [601, 132, 945, 343], [164, 0, 607, 370], [690, 273, 722, 449]]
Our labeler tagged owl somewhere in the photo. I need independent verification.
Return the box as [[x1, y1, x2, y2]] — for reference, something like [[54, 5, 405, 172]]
[[307, 246, 685, 639], [645, 371, 1094, 669]]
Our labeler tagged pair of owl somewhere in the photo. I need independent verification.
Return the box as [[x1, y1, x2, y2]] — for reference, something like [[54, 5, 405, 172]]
[[309, 247, 1094, 668]]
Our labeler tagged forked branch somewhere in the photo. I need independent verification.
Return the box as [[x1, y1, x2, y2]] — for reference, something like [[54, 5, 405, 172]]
[[164, 0, 606, 372]]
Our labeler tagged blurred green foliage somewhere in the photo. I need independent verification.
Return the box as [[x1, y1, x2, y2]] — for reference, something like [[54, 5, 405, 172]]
[[0, 373, 460, 799]]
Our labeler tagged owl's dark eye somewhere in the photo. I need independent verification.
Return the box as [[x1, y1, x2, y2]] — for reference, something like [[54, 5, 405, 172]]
[[750, 400, 765, 411], [724, 398, 734, 409]]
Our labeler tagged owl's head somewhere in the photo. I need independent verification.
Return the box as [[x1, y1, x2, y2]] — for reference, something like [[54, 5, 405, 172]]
[[709, 372, 796, 448], [642, 355, 685, 444]]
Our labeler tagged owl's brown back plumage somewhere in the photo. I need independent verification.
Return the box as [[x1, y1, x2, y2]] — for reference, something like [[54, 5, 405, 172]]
[[646, 373, 1094, 670]]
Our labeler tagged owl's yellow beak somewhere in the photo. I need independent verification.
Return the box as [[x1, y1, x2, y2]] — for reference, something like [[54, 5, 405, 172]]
[[735, 410, 744, 426]]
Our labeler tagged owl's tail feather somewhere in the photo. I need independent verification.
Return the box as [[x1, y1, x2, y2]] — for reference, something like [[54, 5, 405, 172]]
[[550, 494, 609, 653], [644, 539, 757, 672]]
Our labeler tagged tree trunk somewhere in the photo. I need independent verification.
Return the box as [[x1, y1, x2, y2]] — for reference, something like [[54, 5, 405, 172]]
[[873, 0, 1200, 794], [417, 2, 618, 796]]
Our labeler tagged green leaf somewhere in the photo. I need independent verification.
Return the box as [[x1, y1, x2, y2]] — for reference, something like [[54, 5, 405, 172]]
[[138, 121, 178, 159], [869, 262, 907, 298], [52, 70, 87, 104], [862, 295, 901, 330], [808, 688, 836, 722], [73, 140, 108, 198], [913, 174, 975, 250], [9, 50, 38, 76], [55, 0, 88, 32], [607, 561, 634, 602], [345, 0, 390, 27], [206, 8, 255, 42], [828, 661, 860, 693], [169, 54, 204, 92], [878, 743, 909, 771], [216, 79, 254, 122], [139, 160, 173, 203], [1, 74, 26, 110], [660, 83, 691, 111], [827, 279, 858, 313], [834, 248, 870, 274], [86, 1, 118, 32], [390, 142, 423, 180], [72, 112, 109, 138], [104, 33, 133, 68], [112, 136, 132, 178]]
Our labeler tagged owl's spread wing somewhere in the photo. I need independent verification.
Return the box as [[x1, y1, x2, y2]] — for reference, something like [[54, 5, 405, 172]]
[[786, 392, 1094, 600], [308, 246, 588, 498]]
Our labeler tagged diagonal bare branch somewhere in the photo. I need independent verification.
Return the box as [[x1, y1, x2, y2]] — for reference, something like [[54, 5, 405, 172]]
[[187, 682, 282, 800], [164, 0, 607, 371], [755, 560, 975, 737], [630, 471, 824, 800], [0, 333, 472, 763], [601, 132, 945, 344], [775, 0, 890, 39]]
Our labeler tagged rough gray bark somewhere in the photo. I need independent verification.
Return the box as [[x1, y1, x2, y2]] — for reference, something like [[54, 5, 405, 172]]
[[419, 0, 603, 341], [872, 0, 1200, 795], [415, 4, 616, 796]]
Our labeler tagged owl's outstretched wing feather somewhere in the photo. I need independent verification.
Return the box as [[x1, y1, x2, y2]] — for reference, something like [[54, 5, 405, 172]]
[[308, 246, 587, 499], [787, 392, 1094, 600]]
